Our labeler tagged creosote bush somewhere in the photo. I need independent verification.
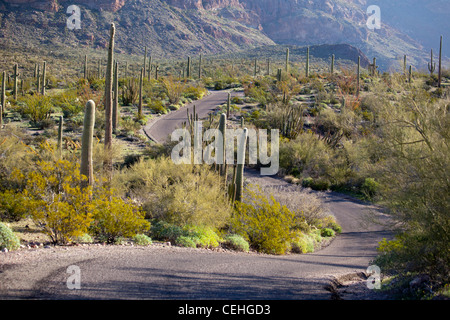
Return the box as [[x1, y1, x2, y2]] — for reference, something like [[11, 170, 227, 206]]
[[0, 222, 21, 251]]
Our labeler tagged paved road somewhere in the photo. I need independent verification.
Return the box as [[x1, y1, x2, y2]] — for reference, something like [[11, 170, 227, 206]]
[[0, 90, 391, 300], [142, 90, 235, 143]]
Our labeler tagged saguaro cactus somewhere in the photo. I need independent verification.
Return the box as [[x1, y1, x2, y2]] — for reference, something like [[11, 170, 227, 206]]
[[41, 61, 46, 96], [218, 113, 227, 176], [13, 64, 19, 100], [226, 92, 231, 119], [409, 65, 412, 83], [148, 55, 152, 81], [235, 128, 248, 203], [306, 47, 310, 78], [104, 23, 115, 152], [198, 53, 202, 79], [57, 115, 63, 158], [80, 100, 96, 187], [286, 48, 290, 73], [331, 54, 335, 74], [187, 56, 191, 78], [1, 71, 5, 117], [403, 55, 407, 76], [143, 46, 147, 80], [356, 56, 360, 96], [428, 49, 436, 75], [84, 55, 88, 79], [112, 61, 119, 131], [138, 67, 143, 118], [438, 35, 443, 88]]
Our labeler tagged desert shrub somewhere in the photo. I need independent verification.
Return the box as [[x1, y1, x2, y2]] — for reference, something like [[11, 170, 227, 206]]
[[279, 131, 332, 178], [121, 78, 139, 106], [0, 190, 27, 221], [291, 232, 315, 253], [0, 222, 21, 251], [176, 235, 197, 248], [371, 91, 450, 284], [222, 234, 250, 252], [72, 233, 94, 244], [162, 77, 185, 104], [150, 220, 186, 243], [133, 234, 152, 246], [183, 85, 207, 100], [15, 159, 94, 244], [113, 158, 232, 229], [16, 94, 53, 124], [90, 189, 150, 244], [320, 228, 336, 237], [230, 186, 297, 255], [148, 100, 167, 114], [184, 225, 221, 248], [258, 185, 330, 229], [361, 177, 379, 199]]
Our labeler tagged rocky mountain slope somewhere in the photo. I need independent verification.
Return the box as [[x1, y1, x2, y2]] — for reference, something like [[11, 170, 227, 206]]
[[0, 0, 446, 70]]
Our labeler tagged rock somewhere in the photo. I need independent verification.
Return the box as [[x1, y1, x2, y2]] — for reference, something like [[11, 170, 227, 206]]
[[1, 248, 8, 253]]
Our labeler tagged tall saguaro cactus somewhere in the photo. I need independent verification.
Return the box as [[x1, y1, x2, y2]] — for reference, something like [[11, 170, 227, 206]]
[[41, 61, 46, 96], [235, 128, 248, 203], [331, 54, 335, 74], [218, 113, 227, 176], [13, 64, 19, 100], [104, 23, 115, 154], [306, 47, 310, 78], [198, 53, 202, 79], [138, 67, 143, 118], [84, 55, 88, 79], [438, 35, 443, 88], [286, 48, 290, 73], [187, 56, 191, 79], [57, 115, 63, 158], [143, 46, 147, 81], [112, 61, 119, 132], [1, 71, 5, 117], [356, 56, 360, 97], [81, 100, 96, 187]]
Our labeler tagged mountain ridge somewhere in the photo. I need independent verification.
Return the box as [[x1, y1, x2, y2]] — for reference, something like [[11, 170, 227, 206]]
[[0, 0, 446, 71]]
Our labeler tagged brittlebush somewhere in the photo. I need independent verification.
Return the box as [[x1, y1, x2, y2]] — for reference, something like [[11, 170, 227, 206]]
[[230, 186, 297, 255]]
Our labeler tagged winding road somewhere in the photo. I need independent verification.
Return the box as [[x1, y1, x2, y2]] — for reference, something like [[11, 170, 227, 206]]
[[0, 90, 391, 300]]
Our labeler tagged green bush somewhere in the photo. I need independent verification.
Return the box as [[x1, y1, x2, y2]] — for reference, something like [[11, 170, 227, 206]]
[[223, 234, 250, 252], [185, 225, 221, 248], [230, 186, 297, 255], [150, 220, 186, 243], [320, 228, 336, 237], [291, 232, 315, 254], [90, 189, 151, 244], [148, 100, 167, 114], [133, 234, 153, 246], [0, 222, 20, 251], [176, 235, 197, 248], [114, 158, 232, 229], [16, 95, 53, 124], [361, 177, 379, 199]]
